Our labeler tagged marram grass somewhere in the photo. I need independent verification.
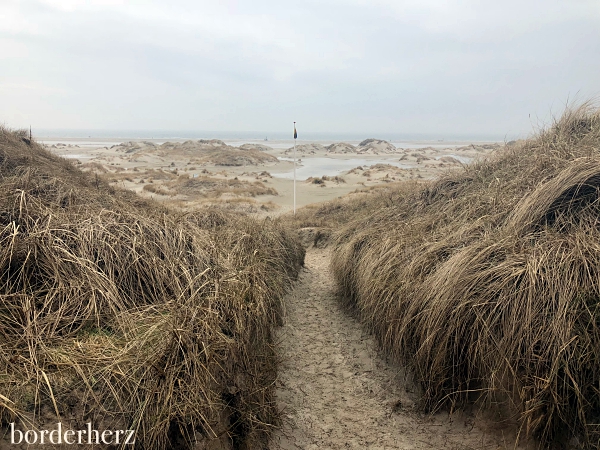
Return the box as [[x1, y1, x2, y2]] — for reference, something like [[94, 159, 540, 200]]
[[331, 103, 600, 447], [0, 128, 304, 449]]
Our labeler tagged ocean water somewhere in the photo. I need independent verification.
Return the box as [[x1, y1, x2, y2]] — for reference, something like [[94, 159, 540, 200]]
[[33, 129, 504, 142], [35, 129, 501, 150]]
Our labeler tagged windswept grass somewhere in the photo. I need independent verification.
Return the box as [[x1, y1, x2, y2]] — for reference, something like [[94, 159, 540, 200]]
[[282, 182, 416, 230], [0, 127, 304, 449], [146, 175, 278, 198], [331, 103, 600, 447]]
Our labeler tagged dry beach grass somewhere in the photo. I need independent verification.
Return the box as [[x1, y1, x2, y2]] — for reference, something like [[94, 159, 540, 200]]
[[6, 103, 600, 448], [330, 103, 600, 447], [0, 128, 304, 449]]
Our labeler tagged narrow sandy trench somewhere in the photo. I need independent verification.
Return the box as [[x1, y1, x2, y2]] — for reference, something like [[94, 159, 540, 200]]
[[270, 247, 519, 450]]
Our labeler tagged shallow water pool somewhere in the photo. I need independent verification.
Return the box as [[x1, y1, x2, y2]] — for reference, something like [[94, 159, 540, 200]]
[[271, 157, 416, 181]]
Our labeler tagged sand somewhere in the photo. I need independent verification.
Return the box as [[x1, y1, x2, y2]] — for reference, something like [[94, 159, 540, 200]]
[[44, 138, 500, 215], [35, 137, 526, 448], [270, 247, 527, 450]]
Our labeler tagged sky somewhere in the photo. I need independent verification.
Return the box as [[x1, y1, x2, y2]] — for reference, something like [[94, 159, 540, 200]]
[[1, 0, 599, 140]]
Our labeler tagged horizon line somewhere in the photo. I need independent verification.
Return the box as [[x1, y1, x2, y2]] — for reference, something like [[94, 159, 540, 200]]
[[29, 128, 519, 141]]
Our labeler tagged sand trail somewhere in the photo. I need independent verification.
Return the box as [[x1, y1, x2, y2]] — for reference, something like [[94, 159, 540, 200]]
[[270, 248, 519, 450]]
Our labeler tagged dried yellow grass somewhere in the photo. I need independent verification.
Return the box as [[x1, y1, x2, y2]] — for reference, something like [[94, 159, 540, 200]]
[[331, 102, 600, 447], [0, 128, 304, 449]]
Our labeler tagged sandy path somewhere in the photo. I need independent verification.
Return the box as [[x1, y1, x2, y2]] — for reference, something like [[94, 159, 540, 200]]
[[270, 248, 520, 450]]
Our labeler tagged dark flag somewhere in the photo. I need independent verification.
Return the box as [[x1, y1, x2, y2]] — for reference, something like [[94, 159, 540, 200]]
[[294, 123, 297, 139]]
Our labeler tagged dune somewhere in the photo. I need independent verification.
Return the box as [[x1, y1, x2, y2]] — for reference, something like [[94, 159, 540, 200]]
[[239, 143, 273, 152], [283, 143, 327, 155], [329, 104, 600, 447], [113, 140, 278, 166], [325, 142, 357, 153], [0, 127, 303, 449], [356, 138, 397, 154]]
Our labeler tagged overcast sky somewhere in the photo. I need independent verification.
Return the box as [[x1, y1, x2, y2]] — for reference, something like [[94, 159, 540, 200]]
[[1, 0, 599, 139]]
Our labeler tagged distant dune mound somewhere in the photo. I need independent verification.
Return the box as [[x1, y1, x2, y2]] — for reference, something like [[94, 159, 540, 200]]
[[160, 139, 227, 153], [113, 141, 158, 154], [284, 143, 326, 155], [326, 142, 357, 154], [208, 149, 278, 166], [196, 139, 227, 145], [239, 143, 273, 152], [114, 140, 278, 166], [357, 139, 397, 154]]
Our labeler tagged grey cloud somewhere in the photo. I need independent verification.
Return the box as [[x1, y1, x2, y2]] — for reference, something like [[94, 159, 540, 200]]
[[1, 0, 598, 138]]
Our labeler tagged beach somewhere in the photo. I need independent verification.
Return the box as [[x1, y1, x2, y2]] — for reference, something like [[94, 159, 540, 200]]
[[41, 136, 500, 213]]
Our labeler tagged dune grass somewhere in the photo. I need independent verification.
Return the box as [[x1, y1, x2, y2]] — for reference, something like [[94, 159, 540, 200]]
[[0, 127, 304, 449], [143, 175, 278, 198], [282, 182, 418, 230], [330, 103, 600, 447]]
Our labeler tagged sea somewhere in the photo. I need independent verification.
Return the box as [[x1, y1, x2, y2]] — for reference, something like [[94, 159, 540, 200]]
[[34, 129, 505, 146]]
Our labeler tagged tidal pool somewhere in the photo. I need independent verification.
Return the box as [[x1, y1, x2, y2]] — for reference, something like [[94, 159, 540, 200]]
[[271, 157, 416, 181]]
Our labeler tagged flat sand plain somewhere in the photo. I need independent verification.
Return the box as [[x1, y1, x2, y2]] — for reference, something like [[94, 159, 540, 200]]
[[43, 138, 500, 214]]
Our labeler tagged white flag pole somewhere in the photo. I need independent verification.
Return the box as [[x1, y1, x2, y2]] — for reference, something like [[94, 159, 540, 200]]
[[293, 121, 297, 215]]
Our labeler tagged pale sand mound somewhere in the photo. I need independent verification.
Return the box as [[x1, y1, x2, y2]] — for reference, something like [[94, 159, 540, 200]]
[[284, 143, 326, 155], [357, 139, 397, 154], [326, 142, 357, 154], [113, 140, 278, 166], [271, 247, 525, 450], [112, 140, 159, 153], [239, 143, 274, 152]]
